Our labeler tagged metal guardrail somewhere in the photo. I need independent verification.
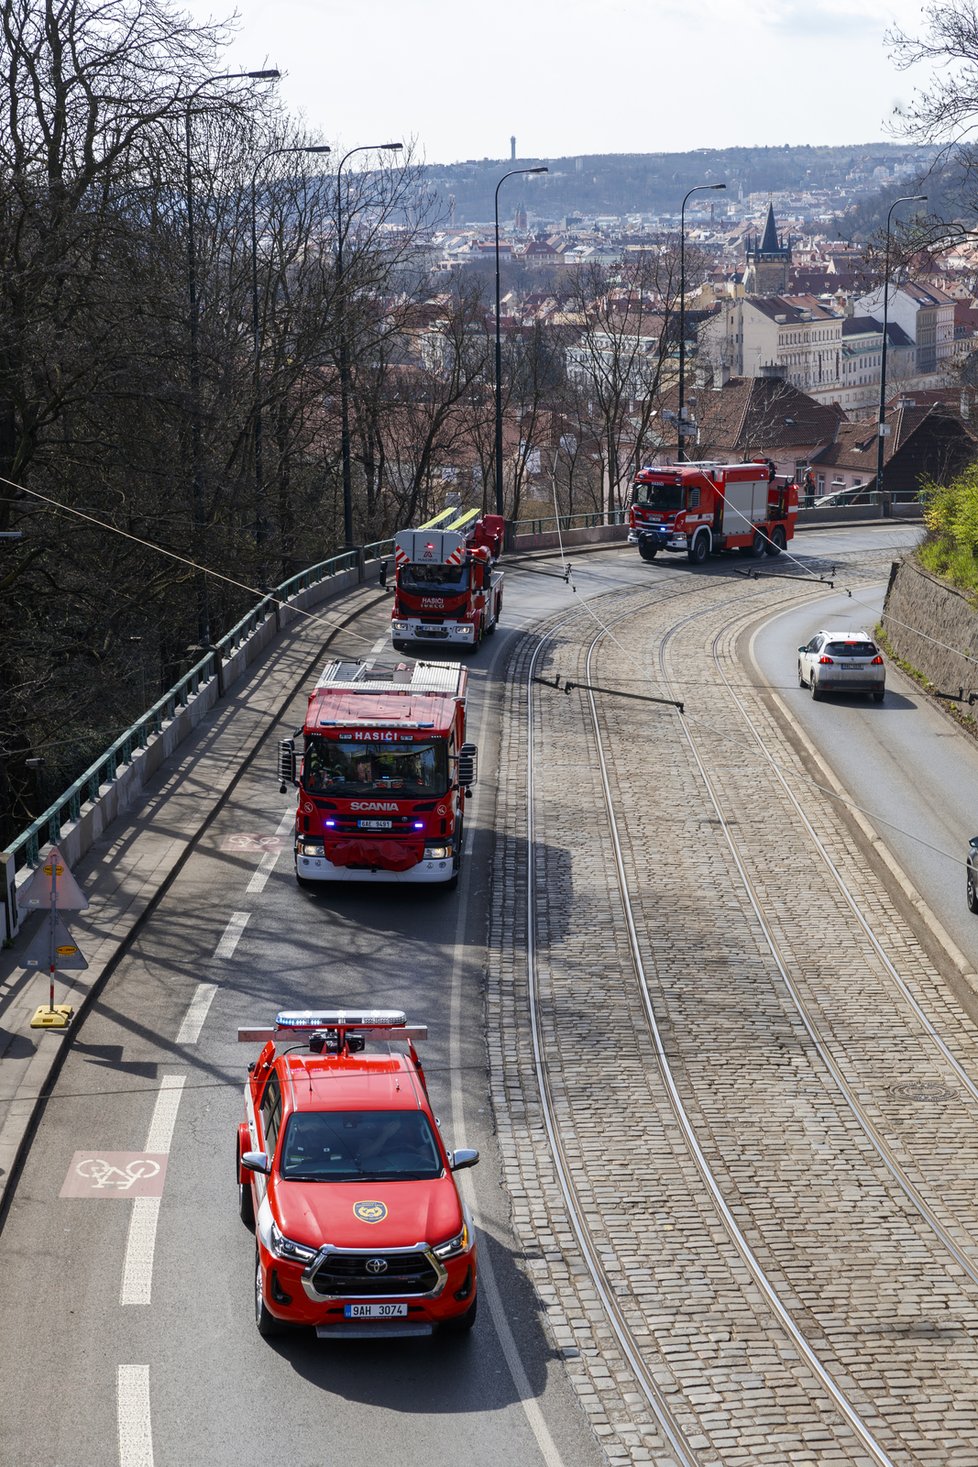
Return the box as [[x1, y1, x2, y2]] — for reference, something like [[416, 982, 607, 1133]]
[[7, 548, 361, 875]]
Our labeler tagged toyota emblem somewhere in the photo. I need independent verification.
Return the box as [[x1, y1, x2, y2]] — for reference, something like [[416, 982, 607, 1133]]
[[365, 1257, 388, 1275]]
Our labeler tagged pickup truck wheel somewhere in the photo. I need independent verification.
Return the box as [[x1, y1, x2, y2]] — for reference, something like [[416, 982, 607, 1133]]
[[638, 539, 658, 562], [687, 532, 709, 565], [968, 867, 978, 913], [441, 1295, 477, 1334], [255, 1252, 285, 1338]]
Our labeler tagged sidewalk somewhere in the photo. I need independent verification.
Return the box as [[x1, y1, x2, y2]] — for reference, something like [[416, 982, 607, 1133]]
[[0, 582, 387, 1222]]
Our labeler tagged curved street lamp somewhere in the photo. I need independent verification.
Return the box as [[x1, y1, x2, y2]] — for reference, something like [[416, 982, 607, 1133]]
[[250, 143, 331, 554], [677, 182, 725, 462], [494, 166, 548, 518], [335, 142, 403, 548], [184, 68, 280, 642], [876, 193, 927, 501]]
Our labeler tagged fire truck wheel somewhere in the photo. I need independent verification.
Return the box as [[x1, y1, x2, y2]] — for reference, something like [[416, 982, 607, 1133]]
[[392, 638, 407, 651], [751, 532, 767, 557], [765, 527, 786, 556], [255, 1251, 285, 1338], [295, 873, 315, 890], [441, 1295, 478, 1334], [638, 540, 658, 562], [238, 1143, 255, 1228], [687, 532, 709, 565]]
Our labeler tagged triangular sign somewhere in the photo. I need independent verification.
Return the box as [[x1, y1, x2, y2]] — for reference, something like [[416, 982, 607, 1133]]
[[18, 845, 89, 911], [21, 914, 88, 971]]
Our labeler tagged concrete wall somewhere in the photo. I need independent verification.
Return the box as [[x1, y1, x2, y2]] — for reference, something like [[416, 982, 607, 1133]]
[[882, 558, 978, 707]]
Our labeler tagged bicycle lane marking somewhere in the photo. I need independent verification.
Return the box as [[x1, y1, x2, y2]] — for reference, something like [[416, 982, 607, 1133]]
[[121, 1075, 185, 1307], [245, 812, 295, 894]]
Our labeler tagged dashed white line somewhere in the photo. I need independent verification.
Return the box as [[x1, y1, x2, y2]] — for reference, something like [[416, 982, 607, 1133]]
[[214, 910, 250, 958], [246, 812, 295, 893], [175, 983, 217, 1045], [121, 1076, 185, 1306], [117, 1364, 153, 1467]]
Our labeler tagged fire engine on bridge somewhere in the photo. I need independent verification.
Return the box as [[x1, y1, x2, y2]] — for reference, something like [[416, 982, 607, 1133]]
[[390, 507, 505, 651], [278, 659, 477, 888]]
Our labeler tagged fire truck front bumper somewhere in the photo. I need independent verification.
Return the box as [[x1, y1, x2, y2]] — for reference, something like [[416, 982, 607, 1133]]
[[636, 526, 687, 552], [391, 618, 477, 646], [296, 843, 457, 885]]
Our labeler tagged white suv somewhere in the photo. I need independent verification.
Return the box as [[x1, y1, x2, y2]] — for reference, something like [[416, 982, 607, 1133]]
[[797, 630, 885, 702]]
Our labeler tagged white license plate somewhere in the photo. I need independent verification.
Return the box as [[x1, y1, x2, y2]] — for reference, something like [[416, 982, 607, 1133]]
[[357, 820, 392, 830], [344, 1302, 408, 1319]]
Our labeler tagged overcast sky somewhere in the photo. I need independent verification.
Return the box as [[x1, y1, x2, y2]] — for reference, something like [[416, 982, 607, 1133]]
[[188, 0, 938, 164]]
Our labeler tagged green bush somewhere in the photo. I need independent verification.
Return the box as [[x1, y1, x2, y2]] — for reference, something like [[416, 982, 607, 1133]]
[[919, 468, 978, 598]]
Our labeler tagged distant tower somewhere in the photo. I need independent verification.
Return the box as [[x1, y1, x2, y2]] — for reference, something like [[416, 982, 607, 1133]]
[[510, 136, 516, 161], [515, 203, 527, 233], [744, 202, 792, 294]]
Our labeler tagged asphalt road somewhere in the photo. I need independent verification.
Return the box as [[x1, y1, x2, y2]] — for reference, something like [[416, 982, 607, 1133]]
[[0, 524, 942, 1467]]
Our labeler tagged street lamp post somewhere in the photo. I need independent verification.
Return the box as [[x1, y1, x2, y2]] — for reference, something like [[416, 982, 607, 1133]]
[[335, 142, 402, 548], [250, 143, 331, 557], [184, 68, 279, 644], [677, 182, 725, 462], [876, 193, 926, 500], [494, 166, 547, 518]]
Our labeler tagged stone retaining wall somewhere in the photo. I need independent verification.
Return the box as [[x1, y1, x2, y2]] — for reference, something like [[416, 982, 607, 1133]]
[[882, 558, 978, 705]]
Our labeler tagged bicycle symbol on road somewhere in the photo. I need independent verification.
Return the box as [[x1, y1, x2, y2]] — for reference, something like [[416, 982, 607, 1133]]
[[60, 1151, 168, 1199]]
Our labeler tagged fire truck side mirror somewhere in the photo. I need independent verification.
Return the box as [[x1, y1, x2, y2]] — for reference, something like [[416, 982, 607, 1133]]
[[278, 738, 297, 794], [457, 742, 478, 791]]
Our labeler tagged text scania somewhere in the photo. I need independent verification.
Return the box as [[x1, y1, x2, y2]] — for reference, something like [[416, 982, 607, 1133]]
[[351, 802, 399, 812]]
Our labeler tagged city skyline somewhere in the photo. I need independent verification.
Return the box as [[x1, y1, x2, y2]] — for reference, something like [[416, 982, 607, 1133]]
[[188, 0, 939, 165]]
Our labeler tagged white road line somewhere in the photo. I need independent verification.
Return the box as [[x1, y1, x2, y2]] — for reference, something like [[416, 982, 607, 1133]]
[[117, 1364, 153, 1467], [371, 637, 388, 653], [121, 1076, 185, 1307], [246, 811, 295, 893], [214, 910, 250, 958], [175, 983, 217, 1046], [448, 891, 565, 1467]]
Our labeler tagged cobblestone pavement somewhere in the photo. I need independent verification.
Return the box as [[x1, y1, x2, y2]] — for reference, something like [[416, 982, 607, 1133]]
[[489, 548, 978, 1466]]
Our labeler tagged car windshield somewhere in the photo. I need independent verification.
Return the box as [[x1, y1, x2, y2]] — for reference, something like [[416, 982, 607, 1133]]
[[399, 562, 469, 593], [632, 482, 683, 511], [825, 641, 877, 658], [279, 1109, 444, 1182], [302, 737, 448, 797]]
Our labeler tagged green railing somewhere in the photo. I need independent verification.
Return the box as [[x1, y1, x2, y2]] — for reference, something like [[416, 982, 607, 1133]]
[[7, 514, 626, 878]]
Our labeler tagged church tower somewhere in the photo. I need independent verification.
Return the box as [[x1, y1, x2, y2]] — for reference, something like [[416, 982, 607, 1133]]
[[744, 202, 792, 294]]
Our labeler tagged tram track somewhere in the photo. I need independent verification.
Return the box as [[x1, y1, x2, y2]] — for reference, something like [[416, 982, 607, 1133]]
[[506, 548, 978, 1464]]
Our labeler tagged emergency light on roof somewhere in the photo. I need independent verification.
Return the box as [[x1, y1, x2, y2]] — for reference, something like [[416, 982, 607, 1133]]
[[237, 1010, 429, 1044], [277, 1009, 406, 1030]]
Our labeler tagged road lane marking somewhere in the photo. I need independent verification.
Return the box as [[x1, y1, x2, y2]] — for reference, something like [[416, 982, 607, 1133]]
[[246, 812, 295, 893], [175, 983, 217, 1045], [214, 911, 250, 958], [121, 1076, 184, 1307], [117, 1364, 153, 1467]]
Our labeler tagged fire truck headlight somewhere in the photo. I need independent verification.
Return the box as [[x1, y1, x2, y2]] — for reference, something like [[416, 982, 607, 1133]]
[[424, 844, 452, 860], [392, 620, 408, 632], [433, 1222, 470, 1260], [262, 1217, 318, 1265], [297, 837, 325, 856]]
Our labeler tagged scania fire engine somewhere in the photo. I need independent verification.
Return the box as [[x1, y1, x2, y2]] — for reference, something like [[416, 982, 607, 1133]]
[[278, 659, 477, 888], [390, 508, 505, 651], [238, 1009, 479, 1339], [629, 460, 798, 564]]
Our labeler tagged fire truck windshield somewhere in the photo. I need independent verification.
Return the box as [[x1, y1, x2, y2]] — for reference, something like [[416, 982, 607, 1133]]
[[400, 562, 469, 593], [632, 482, 683, 511], [303, 737, 448, 797]]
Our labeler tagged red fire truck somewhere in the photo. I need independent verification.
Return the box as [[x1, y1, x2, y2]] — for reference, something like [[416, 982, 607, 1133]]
[[628, 460, 798, 564], [390, 511, 505, 651], [278, 659, 477, 888]]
